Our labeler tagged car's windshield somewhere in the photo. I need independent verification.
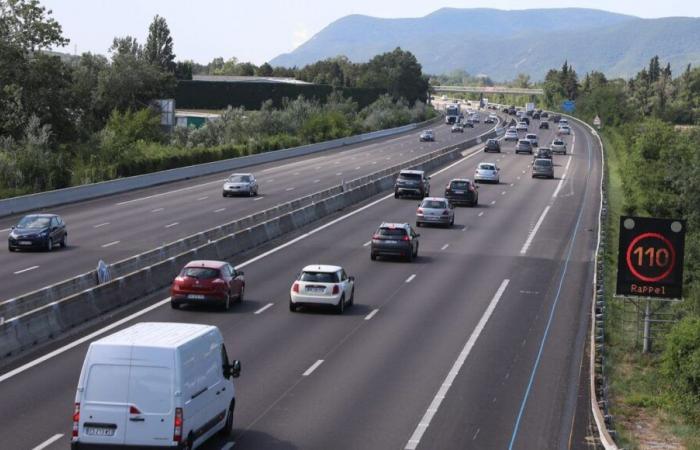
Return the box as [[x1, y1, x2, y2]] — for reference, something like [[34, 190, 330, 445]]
[[399, 173, 422, 180], [182, 267, 220, 279], [421, 200, 447, 209], [228, 175, 250, 183], [300, 271, 339, 283], [17, 216, 51, 229]]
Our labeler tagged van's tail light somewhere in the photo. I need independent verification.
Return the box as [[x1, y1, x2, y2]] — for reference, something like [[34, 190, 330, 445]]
[[130, 405, 142, 415], [292, 282, 300, 293], [72, 402, 80, 440], [173, 407, 183, 443]]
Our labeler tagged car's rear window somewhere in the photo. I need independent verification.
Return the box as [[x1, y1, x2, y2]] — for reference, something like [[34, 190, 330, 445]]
[[421, 200, 447, 209], [182, 267, 220, 279], [535, 160, 552, 167], [479, 164, 496, 171], [399, 173, 422, 180], [378, 227, 407, 237], [300, 272, 339, 283], [487, 139, 498, 144], [450, 181, 469, 189]]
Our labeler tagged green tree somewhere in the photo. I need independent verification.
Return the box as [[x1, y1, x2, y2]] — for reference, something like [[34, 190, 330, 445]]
[[109, 36, 141, 59], [358, 48, 429, 104], [256, 62, 273, 77], [513, 73, 531, 88], [662, 316, 700, 423], [143, 15, 175, 72], [0, 0, 68, 52]]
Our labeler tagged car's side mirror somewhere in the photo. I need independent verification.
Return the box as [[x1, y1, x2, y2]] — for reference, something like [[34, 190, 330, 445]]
[[224, 360, 241, 379], [10, 226, 15, 230], [237, 270, 244, 277]]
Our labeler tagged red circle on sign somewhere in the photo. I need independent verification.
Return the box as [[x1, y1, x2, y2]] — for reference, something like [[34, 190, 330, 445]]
[[625, 232, 676, 283]]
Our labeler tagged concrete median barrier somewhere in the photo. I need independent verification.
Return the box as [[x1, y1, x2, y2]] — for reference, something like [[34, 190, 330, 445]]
[[0, 118, 503, 360]]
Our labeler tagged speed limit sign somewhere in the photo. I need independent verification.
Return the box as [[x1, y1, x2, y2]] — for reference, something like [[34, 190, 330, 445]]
[[616, 216, 686, 298]]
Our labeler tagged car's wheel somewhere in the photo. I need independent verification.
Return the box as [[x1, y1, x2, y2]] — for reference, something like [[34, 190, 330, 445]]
[[370, 252, 377, 261], [237, 285, 244, 303], [8, 244, 15, 252], [335, 295, 345, 314], [182, 435, 194, 450], [289, 300, 297, 312], [220, 400, 235, 437], [413, 243, 419, 258], [46, 238, 53, 252], [222, 192, 228, 198], [222, 293, 231, 311], [394, 192, 399, 199], [60, 234, 67, 248], [171, 301, 180, 309], [449, 217, 454, 226], [416, 222, 421, 227], [348, 287, 355, 306]]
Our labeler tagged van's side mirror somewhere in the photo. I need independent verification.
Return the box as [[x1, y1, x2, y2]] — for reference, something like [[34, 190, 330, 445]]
[[225, 360, 241, 379]]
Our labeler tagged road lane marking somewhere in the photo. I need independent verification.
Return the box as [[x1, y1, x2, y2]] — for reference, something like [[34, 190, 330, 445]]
[[520, 205, 550, 255], [441, 244, 449, 251], [222, 443, 235, 450], [32, 433, 63, 450], [14, 265, 39, 275], [355, 166, 361, 170], [93, 222, 110, 228], [363, 240, 371, 247], [552, 156, 574, 198], [303, 359, 324, 376], [254, 303, 273, 315], [214, 208, 226, 213], [253, 196, 265, 201], [501, 191, 506, 195], [405, 279, 510, 450], [0, 135, 496, 385], [491, 200, 496, 205], [285, 187, 295, 191], [115, 179, 223, 205], [478, 212, 484, 217], [164, 222, 179, 228], [335, 172, 343, 176], [197, 196, 209, 201], [101, 241, 120, 248], [473, 428, 480, 440], [365, 309, 379, 321], [151, 208, 164, 213], [313, 179, 320, 183], [510, 183, 514, 187], [293, 172, 299, 175], [0, 227, 10, 233], [405, 274, 416, 283]]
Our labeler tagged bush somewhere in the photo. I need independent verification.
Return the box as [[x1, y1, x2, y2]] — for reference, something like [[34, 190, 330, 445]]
[[661, 316, 700, 423]]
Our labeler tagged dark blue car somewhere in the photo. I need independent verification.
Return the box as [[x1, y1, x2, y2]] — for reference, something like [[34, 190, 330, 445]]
[[8, 214, 67, 252]]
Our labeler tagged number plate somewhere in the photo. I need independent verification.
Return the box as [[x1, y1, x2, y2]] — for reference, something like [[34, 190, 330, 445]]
[[85, 426, 115, 437], [19, 241, 32, 245], [453, 190, 464, 194], [306, 287, 324, 293], [188, 294, 205, 300], [385, 240, 398, 244]]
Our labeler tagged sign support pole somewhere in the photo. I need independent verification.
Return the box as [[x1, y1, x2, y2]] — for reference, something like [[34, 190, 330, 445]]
[[642, 299, 652, 353]]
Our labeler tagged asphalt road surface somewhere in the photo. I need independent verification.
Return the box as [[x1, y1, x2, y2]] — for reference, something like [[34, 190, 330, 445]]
[[0, 115, 601, 450]]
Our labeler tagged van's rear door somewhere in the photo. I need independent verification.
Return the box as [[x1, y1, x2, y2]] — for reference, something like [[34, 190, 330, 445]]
[[79, 363, 129, 445], [124, 362, 174, 446]]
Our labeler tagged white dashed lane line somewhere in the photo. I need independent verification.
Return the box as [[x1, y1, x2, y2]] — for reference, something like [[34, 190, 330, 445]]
[[93, 222, 110, 228], [303, 359, 324, 376], [285, 187, 295, 191], [101, 241, 120, 248], [151, 208, 164, 213], [214, 208, 226, 213], [254, 303, 273, 315], [14, 265, 40, 275], [441, 244, 449, 251], [32, 433, 64, 450], [365, 309, 379, 321], [478, 212, 484, 217], [405, 274, 416, 283], [197, 196, 209, 201], [164, 222, 179, 228]]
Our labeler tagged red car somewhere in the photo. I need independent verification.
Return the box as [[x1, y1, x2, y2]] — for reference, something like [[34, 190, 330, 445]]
[[171, 260, 245, 311]]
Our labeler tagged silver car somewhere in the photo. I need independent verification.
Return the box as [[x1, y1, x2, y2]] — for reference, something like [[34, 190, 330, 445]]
[[551, 138, 567, 154], [416, 197, 455, 228], [532, 158, 554, 179], [525, 133, 539, 147], [474, 162, 500, 184], [558, 125, 571, 135], [222, 173, 258, 197], [516, 121, 528, 131], [504, 128, 519, 141]]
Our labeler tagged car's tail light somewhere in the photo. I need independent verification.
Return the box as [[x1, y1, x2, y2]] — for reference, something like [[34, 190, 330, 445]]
[[332, 285, 340, 295], [469, 185, 475, 192], [402, 235, 410, 241], [372, 234, 381, 240], [292, 282, 300, 293], [174, 407, 183, 443], [72, 403, 80, 440]]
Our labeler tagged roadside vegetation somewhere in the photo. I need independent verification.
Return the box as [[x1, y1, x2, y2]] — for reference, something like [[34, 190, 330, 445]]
[[0, 0, 433, 199], [543, 58, 700, 448]]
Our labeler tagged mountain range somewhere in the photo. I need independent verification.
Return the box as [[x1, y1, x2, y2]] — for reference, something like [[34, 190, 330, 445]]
[[270, 8, 700, 81]]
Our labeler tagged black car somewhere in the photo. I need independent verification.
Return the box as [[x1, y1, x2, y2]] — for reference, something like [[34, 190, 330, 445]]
[[539, 121, 549, 129], [532, 112, 541, 120], [484, 139, 501, 153], [541, 112, 549, 118], [445, 178, 479, 206], [370, 223, 420, 262], [550, 114, 562, 123], [394, 170, 430, 199], [521, 117, 530, 125], [8, 214, 67, 252]]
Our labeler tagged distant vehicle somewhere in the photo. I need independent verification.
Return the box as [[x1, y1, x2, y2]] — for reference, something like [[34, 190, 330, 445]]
[[508, 107, 517, 115], [521, 116, 530, 125], [445, 104, 460, 124], [222, 173, 258, 197], [444, 178, 479, 206], [72, 322, 240, 450], [550, 114, 562, 123], [416, 197, 455, 228], [532, 158, 554, 178], [470, 113, 480, 123], [394, 169, 430, 198], [534, 147, 553, 160], [558, 118, 569, 126], [502, 107, 510, 113], [516, 122, 528, 132], [558, 125, 571, 135], [484, 116, 495, 124], [484, 138, 501, 153], [541, 112, 549, 118], [171, 260, 245, 311], [419, 130, 435, 141], [539, 121, 549, 130], [8, 213, 67, 252], [532, 112, 541, 120], [515, 139, 533, 154], [451, 123, 464, 133], [504, 129, 519, 141], [370, 222, 420, 262], [551, 138, 567, 154], [525, 133, 539, 147], [474, 162, 500, 184], [289, 264, 355, 313], [463, 119, 474, 128]]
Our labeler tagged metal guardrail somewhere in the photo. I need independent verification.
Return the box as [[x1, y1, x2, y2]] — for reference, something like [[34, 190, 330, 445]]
[[432, 85, 544, 95]]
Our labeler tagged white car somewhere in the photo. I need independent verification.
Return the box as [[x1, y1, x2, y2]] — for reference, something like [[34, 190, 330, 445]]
[[551, 138, 567, 154], [505, 128, 519, 141], [558, 125, 571, 135], [525, 133, 539, 147], [223, 173, 258, 197], [416, 197, 455, 227], [516, 121, 528, 131], [474, 162, 500, 184], [290, 265, 355, 314]]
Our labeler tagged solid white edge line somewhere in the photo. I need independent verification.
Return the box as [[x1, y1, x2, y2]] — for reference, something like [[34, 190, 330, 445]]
[[32, 433, 64, 450], [404, 279, 510, 450], [0, 127, 495, 384], [14, 265, 40, 275], [303, 359, 324, 376], [364, 309, 379, 321], [254, 303, 274, 315], [405, 274, 416, 283], [520, 205, 551, 255]]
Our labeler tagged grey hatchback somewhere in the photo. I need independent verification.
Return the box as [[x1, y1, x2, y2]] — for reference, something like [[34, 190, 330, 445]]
[[370, 223, 420, 262], [532, 158, 554, 179]]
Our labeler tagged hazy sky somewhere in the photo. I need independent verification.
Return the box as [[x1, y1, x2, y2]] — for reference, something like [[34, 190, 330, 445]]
[[42, 0, 700, 64]]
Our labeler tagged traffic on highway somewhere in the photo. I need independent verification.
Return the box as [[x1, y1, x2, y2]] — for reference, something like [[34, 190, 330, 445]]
[[0, 104, 602, 450]]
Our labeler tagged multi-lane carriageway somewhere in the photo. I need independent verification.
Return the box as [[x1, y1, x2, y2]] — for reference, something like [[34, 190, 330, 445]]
[[0, 116, 602, 450]]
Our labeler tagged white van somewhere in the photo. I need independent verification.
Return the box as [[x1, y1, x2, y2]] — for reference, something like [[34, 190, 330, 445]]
[[71, 322, 241, 450]]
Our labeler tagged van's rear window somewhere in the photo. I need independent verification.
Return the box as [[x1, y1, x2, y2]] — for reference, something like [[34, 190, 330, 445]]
[[85, 364, 130, 403]]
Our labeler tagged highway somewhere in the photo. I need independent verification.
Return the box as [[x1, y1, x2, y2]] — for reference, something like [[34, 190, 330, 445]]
[[0, 115, 602, 449], [0, 119, 493, 304]]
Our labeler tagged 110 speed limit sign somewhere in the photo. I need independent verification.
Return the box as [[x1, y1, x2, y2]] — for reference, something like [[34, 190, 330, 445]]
[[616, 216, 686, 299]]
